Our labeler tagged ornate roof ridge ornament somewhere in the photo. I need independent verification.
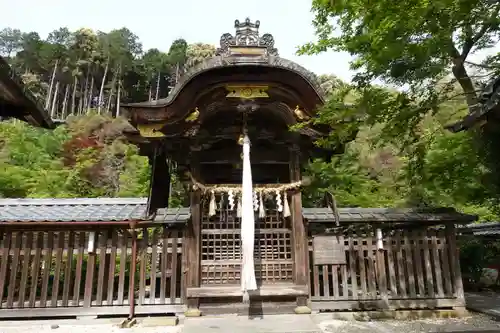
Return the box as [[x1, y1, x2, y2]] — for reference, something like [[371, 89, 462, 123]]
[[216, 17, 278, 57]]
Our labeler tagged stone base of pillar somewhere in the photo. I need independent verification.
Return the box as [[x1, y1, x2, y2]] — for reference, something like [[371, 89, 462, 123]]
[[294, 306, 312, 314]]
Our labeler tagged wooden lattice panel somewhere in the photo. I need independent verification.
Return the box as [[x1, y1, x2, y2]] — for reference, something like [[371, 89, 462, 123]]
[[201, 195, 293, 285]]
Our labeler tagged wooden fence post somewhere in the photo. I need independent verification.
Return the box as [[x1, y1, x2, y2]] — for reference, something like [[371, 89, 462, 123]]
[[446, 224, 466, 308]]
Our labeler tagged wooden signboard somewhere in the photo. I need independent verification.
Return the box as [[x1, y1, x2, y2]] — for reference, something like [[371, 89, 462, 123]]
[[313, 235, 347, 265]]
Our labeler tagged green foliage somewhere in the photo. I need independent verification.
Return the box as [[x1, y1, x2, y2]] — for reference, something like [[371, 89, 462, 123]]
[[0, 115, 150, 199], [0, 20, 499, 224], [0, 26, 217, 119], [301, 75, 499, 220], [296, 0, 500, 216], [301, 0, 499, 87], [459, 236, 500, 286], [299, 0, 500, 148]]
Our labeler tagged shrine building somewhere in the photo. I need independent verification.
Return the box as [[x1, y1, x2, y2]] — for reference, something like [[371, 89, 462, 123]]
[[0, 19, 473, 320]]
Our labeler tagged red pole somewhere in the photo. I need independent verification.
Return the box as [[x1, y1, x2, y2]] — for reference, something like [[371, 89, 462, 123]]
[[128, 225, 137, 320]]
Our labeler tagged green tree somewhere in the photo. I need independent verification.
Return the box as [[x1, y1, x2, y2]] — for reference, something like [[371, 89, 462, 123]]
[[0, 115, 152, 199], [299, 0, 500, 151], [0, 28, 23, 57], [301, 0, 500, 113], [185, 43, 216, 69]]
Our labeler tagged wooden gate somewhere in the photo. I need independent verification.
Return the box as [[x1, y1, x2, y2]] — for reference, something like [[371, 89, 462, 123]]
[[201, 195, 293, 286]]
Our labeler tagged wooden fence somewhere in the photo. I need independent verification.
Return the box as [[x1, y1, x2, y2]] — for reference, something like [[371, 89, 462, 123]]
[[0, 222, 466, 317], [0, 225, 184, 318], [309, 225, 465, 311]]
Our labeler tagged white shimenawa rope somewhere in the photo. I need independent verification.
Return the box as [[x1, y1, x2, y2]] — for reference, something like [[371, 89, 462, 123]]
[[241, 134, 257, 303]]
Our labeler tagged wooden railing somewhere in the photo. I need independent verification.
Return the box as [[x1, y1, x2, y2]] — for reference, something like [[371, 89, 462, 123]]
[[0, 226, 184, 318], [309, 225, 465, 311]]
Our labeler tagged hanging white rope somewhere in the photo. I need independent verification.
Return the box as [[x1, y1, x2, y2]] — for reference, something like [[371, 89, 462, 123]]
[[241, 134, 257, 303], [189, 173, 309, 193]]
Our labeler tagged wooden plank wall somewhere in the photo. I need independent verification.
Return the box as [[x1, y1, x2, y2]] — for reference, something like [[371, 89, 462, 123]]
[[0, 226, 184, 317], [309, 226, 465, 311]]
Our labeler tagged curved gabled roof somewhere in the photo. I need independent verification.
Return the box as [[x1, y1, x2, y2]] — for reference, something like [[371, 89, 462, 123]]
[[123, 55, 326, 109], [121, 18, 326, 118]]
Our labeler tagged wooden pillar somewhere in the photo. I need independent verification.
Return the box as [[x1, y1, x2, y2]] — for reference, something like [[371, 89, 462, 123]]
[[184, 162, 202, 317], [147, 146, 171, 215], [375, 225, 388, 305], [446, 224, 466, 309], [289, 147, 311, 314]]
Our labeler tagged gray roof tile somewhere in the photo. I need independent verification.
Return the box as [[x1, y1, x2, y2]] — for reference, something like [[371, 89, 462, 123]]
[[302, 207, 476, 223], [460, 222, 500, 236], [0, 198, 189, 223], [0, 198, 475, 224]]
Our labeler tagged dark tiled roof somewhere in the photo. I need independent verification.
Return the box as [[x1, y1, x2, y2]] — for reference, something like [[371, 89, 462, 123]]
[[447, 76, 500, 132], [0, 198, 189, 223], [0, 56, 53, 129], [303, 207, 476, 223], [0, 198, 475, 224], [459, 222, 500, 236]]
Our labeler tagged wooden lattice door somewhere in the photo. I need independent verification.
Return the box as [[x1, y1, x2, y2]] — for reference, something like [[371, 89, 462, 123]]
[[201, 194, 293, 285]]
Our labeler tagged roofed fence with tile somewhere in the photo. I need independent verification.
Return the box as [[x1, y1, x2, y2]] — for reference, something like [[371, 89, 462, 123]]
[[0, 197, 475, 318], [0, 198, 475, 225]]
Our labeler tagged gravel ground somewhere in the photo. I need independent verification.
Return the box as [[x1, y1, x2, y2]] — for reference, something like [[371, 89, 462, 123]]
[[0, 313, 498, 333], [0, 319, 183, 333], [315, 314, 500, 333]]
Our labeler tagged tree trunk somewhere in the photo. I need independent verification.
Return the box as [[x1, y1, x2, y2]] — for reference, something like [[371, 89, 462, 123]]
[[61, 84, 70, 119], [50, 81, 60, 119], [175, 63, 180, 84], [83, 65, 90, 111], [78, 96, 83, 115], [106, 69, 118, 114], [452, 59, 479, 112], [87, 76, 94, 114], [116, 80, 121, 117], [106, 88, 114, 115], [45, 60, 58, 110], [71, 76, 78, 115], [97, 57, 110, 114], [155, 71, 161, 100]]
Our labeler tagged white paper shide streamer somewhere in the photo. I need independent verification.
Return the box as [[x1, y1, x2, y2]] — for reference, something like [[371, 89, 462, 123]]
[[241, 134, 257, 302], [283, 192, 291, 217], [376, 228, 383, 250], [87, 231, 96, 253], [208, 190, 216, 217], [258, 192, 266, 218], [276, 190, 283, 212]]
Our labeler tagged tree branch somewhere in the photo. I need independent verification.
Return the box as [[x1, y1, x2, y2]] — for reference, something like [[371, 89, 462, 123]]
[[461, 3, 500, 59], [461, 24, 474, 59], [465, 60, 500, 70]]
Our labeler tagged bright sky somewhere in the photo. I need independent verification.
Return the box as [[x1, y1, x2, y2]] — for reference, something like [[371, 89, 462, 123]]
[[0, 0, 354, 81], [1, 0, 498, 83]]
